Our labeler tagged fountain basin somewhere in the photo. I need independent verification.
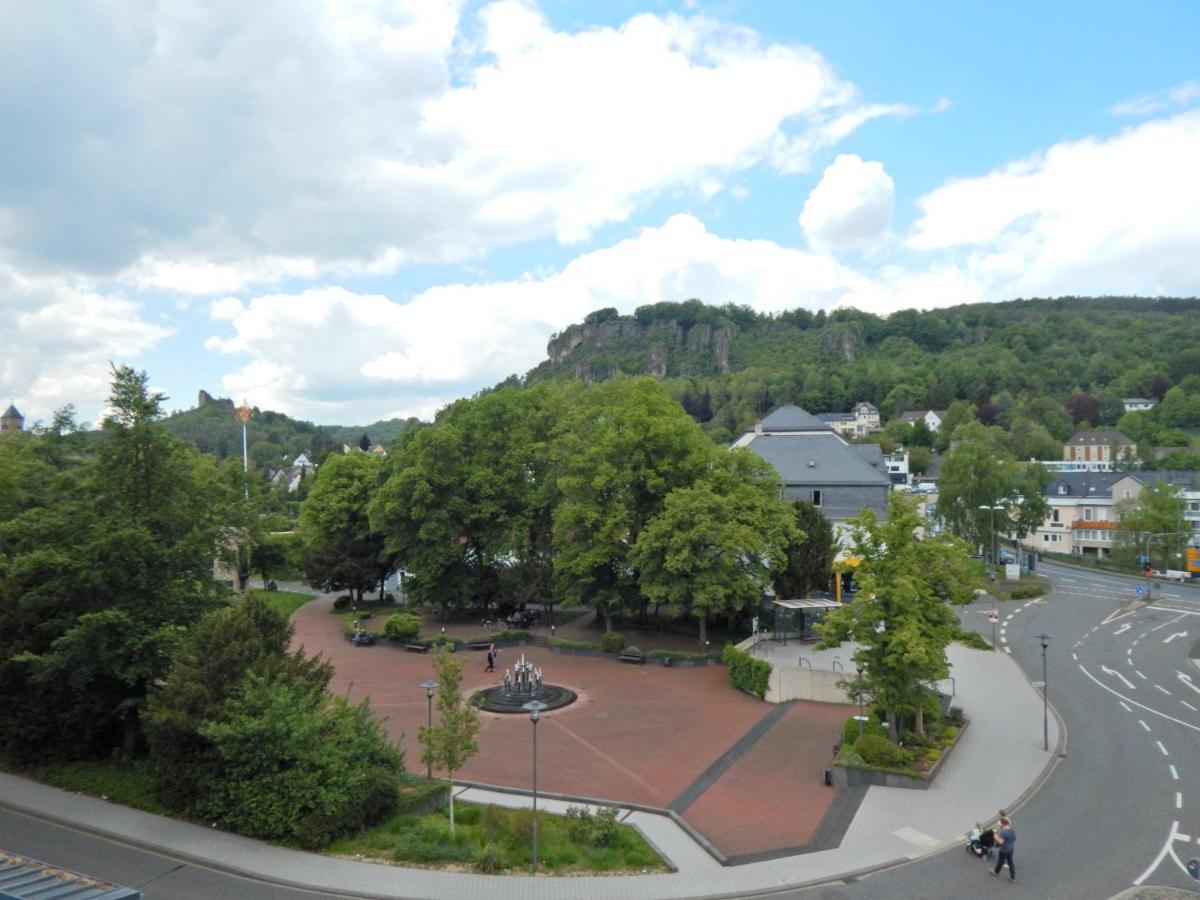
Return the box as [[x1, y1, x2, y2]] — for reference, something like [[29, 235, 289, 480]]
[[472, 684, 577, 713]]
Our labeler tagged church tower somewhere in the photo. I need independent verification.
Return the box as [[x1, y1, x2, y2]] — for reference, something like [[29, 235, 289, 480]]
[[1, 404, 24, 434]]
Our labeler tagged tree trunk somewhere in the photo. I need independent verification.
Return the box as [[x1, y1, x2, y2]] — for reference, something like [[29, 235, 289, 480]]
[[448, 772, 456, 833], [121, 709, 139, 764], [915, 701, 926, 738], [604, 612, 613, 632], [886, 710, 898, 742], [698, 613, 708, 646]]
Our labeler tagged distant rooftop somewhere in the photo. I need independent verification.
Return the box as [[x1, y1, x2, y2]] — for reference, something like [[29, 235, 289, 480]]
[[758, 405, 831, 432]]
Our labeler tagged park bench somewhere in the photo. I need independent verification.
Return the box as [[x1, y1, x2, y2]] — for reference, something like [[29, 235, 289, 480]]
[[617, 647, 645, 664], [405, 643, 431, 653], [467, 639, 492, 651]]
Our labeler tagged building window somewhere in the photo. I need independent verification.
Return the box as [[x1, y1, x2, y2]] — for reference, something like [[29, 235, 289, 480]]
[[812, 490, 822, 507], [1124, 490, 1132, 499], [1085, 507, 1094, 521], [1052, 509, 1060, 523]]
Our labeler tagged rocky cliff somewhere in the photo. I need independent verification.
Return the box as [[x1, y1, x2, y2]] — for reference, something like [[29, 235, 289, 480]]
[[545, 318, 733, 382]]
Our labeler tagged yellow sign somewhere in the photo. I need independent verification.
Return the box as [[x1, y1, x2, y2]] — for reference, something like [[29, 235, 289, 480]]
[[1188, 547, 1200, 574]]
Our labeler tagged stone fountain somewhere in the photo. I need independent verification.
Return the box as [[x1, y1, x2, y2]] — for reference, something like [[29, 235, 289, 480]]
[[472, 652, 577, 713]]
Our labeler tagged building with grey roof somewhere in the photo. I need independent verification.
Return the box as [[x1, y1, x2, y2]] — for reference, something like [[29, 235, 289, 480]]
[[734, 405, 891, 522]]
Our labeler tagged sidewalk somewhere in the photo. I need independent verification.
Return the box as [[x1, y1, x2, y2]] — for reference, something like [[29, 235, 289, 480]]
[[0, 643, 1058, 899]]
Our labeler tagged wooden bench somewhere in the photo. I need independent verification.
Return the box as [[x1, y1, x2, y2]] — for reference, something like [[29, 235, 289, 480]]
[[405, 643, 431, 653], [467, 639, 492, 651], [617, 648, 645, 664]]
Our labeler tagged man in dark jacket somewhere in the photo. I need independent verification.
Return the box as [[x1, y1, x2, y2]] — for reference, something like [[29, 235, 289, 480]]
[[991, 817, 1016, 881]]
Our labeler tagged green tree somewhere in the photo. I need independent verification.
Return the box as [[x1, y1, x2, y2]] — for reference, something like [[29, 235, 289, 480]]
[[0, 366, 227, 760], [773, 501, 835, 599], [551, 378, 713, 630], [419, 649, 480, 834], [301, 452, 394, 602], [934, 424, 1018, 558], [631, 450, 797, 643], [908, 446, 932, 476], [1114, 481, 1189, 570], [817, 493, 976, 738]]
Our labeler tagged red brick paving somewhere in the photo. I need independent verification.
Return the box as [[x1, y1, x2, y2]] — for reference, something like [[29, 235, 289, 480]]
[[680, 701, 853, 858], [291, 596, 850, 858]]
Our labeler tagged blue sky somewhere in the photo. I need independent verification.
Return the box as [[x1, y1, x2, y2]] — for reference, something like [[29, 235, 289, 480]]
[[2, 0, 1198, 427]]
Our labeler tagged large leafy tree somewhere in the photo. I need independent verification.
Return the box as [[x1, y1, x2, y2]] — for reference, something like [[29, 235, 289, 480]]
[[0, 366, 228, 760], [301, 452, 394, 602], [1114, 481, 1190, 570], [773, 500, 834, 599], [632, 450, 798, 644], [817, 493, 977, 737], [551, 378, 714, 630]]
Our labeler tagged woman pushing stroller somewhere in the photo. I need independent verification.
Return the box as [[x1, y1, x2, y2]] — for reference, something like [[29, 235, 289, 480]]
[[967, 822, 995, 859]]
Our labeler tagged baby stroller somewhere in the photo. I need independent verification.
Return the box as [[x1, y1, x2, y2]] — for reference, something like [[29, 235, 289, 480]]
[[966, 827, 995, 860]]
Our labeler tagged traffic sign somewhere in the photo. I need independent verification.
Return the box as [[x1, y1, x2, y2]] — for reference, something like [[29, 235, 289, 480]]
[[1140, 554, 1149, 564], [1135, 587, 1144, 596], [987, 610, 999, 623]]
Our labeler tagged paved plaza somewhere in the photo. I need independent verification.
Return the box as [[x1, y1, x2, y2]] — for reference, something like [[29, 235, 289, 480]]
[[290, 596, 854, 858]]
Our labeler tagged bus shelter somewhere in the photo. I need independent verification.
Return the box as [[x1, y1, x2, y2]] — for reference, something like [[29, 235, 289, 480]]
[[770, 598, 842, 644]]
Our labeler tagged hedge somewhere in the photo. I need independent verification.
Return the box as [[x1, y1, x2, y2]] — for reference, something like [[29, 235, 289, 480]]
[[722, 644, 770, 699], [1009, 584, 1047, 599], [855, 733, 913, 769], [841, 715, 888, 747], [549, 636, 602, 652], [383, 613, 421, 641], [599, 631, 625, 653]]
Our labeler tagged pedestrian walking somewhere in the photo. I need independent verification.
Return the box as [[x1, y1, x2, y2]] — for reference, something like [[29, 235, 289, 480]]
[[990, 817, 1016, 882], [486, 643, 497, 672]]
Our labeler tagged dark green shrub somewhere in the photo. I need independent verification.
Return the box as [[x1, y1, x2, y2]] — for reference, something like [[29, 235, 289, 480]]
[[549, 636, 601, 651], [841, 715, 887, 747], [855, 734, 913, 769], [332, 596, 351, 611], [383, 613, 421, 641], [1009, 584, 1047, 600], [721, 644, 771, 699], [599, 631, 625, 653], [489, 629, 529, 643], [946, 706, 965, 726], [564, 804, 620, 847]]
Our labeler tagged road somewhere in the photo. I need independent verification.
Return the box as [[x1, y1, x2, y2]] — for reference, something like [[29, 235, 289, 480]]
[[4, 563, 1199, 899], [792, 561, 1200, 900]]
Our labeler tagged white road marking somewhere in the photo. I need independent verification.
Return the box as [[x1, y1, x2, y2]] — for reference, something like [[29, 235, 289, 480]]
[[1139, 632, 1149, 639], [1178, 672, 1200, 695], [1137, 670, 1148, 680], [1139, 719, 1151, 731], [1103, 610, 1135, 625], [1101, 665, 1138, 690], [1000, 636, 1007, 644], [1157, 740, 1170, 756], [1004, 647, 1011, 654], [1163, 631, 1189, 644], [1150, 613, 1189, 632], [1170, 765, 1179, 780], [1182, 701, 1197, 712], [1127, 648, 1133, 656], [1114, 623, 1133, 635], [1133, 820, 1192, 885], [1155, 684, 1172, 696], [1151, 606, 1200, 617], [1072, 652, 1078, 661], [1077, 665, 1200, 734], [1120, 701, 1133, 712], [1176, 792, 1183, 809]]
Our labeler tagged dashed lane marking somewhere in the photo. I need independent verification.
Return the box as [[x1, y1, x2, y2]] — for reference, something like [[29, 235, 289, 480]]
[[1177, 792, 1183, 810], [1139, 719, 1152, 731], [1182, 701, 1198, 712], [1137, 670, 1148, 680], [1170, 765, 1179, 780], [1120, 701, 1133, 712], [1157, 740, 1170, 756], [1150, 613, 1190, 632], [1078, 665, 1200, 735], [1155, 684, 1173, 696]]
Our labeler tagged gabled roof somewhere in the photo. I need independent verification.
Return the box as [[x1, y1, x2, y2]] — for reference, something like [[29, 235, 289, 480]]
[[2, 404, 22, 419], [898, 409, 946, 422], [758, 405, 831, 432], [1067, 430, 1133, 445], [1044, 471, 1125, 498], [743, 432, 891, 487], [853, 444, 885, 467], [1127, 469, 1200, 491]]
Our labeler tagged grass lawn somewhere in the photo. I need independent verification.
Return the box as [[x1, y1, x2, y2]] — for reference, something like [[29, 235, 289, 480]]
[[327, 802, 668, 874], [246, 587, 316, 619], [2, 757, 168, 816]]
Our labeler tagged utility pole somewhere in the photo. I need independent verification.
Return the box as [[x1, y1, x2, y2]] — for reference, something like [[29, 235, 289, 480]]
[[235, 399, 252, 499]]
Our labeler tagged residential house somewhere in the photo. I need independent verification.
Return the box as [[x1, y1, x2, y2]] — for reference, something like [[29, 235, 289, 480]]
[[816, 401, 881, 438], [270, 452, 317, 493], [1122, 398, 1155, 413], [897, 409, 947, 432], [734, 405, 892, 526], [884, 447, 910, 486], [1063, 429, 1135, 465]]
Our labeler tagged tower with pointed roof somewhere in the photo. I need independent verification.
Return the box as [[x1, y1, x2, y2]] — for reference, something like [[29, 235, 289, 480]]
[[1, 404, 24, 434]]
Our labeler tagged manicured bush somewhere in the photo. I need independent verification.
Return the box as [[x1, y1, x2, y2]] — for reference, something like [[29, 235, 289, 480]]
[[946, 705, 965, 726], [841, 715, 888, 747], [549, 636, 601, 651], [332, 596, 351, 611], [646, 648, 721, 661], [721, 644, 771, 699], [564, 805, 620, 847], [855, 734, 913, 769], [599, 631, 625, 653], [1009, 584, 1047, 600], [383, 613, 421, 641], [488, 629, 529, 643]]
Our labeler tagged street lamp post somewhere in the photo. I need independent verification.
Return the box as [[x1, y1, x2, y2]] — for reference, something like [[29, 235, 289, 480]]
[[979, 503, 1005, 573], [524, 700, 548, 874], [1037, 633, 1052, 752], [855, 663, 865, 739], [420, 679, 437, 779], [1142, 532, 1193, 597]]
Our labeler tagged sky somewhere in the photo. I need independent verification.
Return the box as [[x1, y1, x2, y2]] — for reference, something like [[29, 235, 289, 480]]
[[2, 0, 1199, 427]]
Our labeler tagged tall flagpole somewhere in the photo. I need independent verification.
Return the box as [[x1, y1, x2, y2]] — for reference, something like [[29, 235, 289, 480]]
[[235, 400, 252, 499]]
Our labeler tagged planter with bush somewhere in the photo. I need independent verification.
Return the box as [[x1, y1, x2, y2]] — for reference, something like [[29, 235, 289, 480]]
[[722, 644, 770, 699], [832, 706, 968, 790], [383, 613, 422, 641]]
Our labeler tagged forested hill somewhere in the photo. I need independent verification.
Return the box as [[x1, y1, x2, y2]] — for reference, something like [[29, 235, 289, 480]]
[[525, 297, 1200, 444], [161, 393, 421, 466]]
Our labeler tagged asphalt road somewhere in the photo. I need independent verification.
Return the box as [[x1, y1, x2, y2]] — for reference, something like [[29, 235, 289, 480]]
[[790, 561, 1200, 900]]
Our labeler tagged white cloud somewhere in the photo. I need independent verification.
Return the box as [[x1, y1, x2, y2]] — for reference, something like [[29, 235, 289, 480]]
[[0, 268, 171, 423], [1, 1, 902, 293], [930, 97, 953, 114], [1110, 80, 1200, 117], [799, 154, 895, 252], [907, 108, 1200, 298]]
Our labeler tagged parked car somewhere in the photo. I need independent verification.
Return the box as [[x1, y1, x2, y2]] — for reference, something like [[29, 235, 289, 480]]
[[998, 550, 1016, 564]]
